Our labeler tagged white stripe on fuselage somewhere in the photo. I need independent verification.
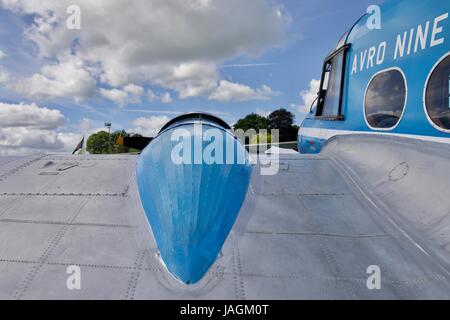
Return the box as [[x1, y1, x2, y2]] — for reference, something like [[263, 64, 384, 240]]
[[300, 127, 450, 144]]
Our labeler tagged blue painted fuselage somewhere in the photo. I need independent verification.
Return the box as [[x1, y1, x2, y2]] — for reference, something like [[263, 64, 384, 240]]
[[299, 0, 450, 153]]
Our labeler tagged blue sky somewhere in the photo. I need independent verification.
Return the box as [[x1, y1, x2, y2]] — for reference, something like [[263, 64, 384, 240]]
[[0, 0, 382, 154]]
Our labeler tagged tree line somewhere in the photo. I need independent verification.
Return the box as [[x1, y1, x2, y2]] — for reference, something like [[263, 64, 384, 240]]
[[233, 108, 299, 143], [87, 130, 142, 154], [86, 108, 298, 154]]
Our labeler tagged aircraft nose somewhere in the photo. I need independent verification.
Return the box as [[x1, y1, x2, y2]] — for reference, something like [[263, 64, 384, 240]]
[[137, 158, 251, 284], [166, 249, 214, 285], [136, 118, 252, 285]]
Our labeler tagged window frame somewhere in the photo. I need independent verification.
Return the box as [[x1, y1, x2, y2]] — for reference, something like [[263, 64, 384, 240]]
[[315, 44, 350, 121], [423, 52, 450, 134], [363, 67, 408, 131]]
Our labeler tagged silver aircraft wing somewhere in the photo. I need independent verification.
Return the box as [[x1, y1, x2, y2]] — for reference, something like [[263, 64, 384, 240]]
[[0, 134, 449, 299]]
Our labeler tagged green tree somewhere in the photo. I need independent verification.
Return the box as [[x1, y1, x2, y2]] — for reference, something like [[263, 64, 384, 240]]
[[87, 130, 140, 154], [268, 108, 294, 130], [87, 131, 110, 154], [268, 108, 298, 142], [233, 113, 269, 132]]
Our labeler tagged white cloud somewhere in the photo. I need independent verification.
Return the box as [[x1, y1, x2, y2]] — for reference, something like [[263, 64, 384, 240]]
[[100, 83, 144, 106], [160, 92, 173, 104], [99, 88, 129, 106], [0, 0, 287, 101], [255, 108, 271, 117], [0, 70, 9, 84], [0, 102, 64, 129], [57, 132, 83, 151], [6, 0, 286, 65], [124, 84, 144, 96], [0, 127, 63, 150], [148, 90, 173, 104], [0, 102, 79, 154], [15, 54, 97, 102], [297, 79, 320, 114], [149, 62, 219, 99], [131, 115, 171, 137], [0, 51, 10, 84], [147, 90, 157, 102], [209, 80, 279, 102], [0, 129, 83, 155]]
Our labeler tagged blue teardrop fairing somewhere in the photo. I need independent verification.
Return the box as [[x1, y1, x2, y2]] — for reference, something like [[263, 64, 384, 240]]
[[136, 118, 252, 284]]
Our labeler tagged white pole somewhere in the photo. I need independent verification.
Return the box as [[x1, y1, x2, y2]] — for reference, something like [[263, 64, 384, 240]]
[[80, 119, 90, 160], [82, 135, 86, 160]]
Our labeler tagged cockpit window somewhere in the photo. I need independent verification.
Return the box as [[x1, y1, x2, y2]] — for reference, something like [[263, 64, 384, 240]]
[[322, 52, 343, 116], [364, 69, 407, 130], [316, 49, 346, 118], [425, 55, 450, 131]]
